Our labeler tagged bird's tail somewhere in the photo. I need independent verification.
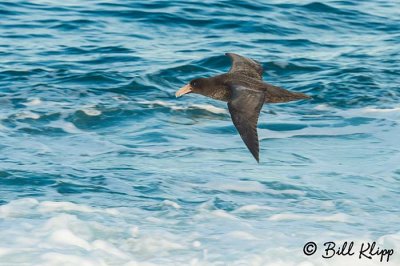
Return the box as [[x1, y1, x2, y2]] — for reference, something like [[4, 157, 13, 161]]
[[263, 84, 311, 103]]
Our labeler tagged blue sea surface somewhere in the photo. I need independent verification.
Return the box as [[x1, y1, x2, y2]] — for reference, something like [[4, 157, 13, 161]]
[[0, 0, 400, 265]]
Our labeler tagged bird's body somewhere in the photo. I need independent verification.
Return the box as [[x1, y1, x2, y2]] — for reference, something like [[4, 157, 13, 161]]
[[176, 53, 310, 162], [196, 73, 309, 103]]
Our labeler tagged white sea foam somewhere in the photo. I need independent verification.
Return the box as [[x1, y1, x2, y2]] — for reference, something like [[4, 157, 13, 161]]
[[362, 107, 400, 113], [163, 200, 181, 209], [190, 104, 227, 114], [273, 61, 289, 68], [234, 204, 276, 212], [48, 229, 92, 250], [0, 199, 119, 219], [192, 241, 201, 248], [0, 198, 39, 217], [226, 231, 258, 240], [92, 240, 130, 259], [210, 180, 266, 193], [0, 198, 399, 266], [38, 201, 119, 215], [138, 100, 226, 114], [130, 226, 139, 237], [314, 104, 330, 111], [138, 100, 183, 110], [337, 107, 400, 119], [39, 253, 107, 266], [268, 213, 350, 222], [48, 120, 82, 134], [15, 111, 41, 119], [314, 104, 400, 119], [0, 247, 13, 257], [82, 108, 102, 116], [211, 209, 238, 220], [0, 199, 190, 265], [131, 236, 186, 254], [24, 98, 42, 106]]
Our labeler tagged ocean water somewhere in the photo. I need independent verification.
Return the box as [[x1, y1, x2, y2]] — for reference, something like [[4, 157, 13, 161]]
[[1, 0, 400, 265]]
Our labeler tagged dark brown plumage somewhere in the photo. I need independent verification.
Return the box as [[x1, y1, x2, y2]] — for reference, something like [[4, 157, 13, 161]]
[[176, 53, 310, 162]]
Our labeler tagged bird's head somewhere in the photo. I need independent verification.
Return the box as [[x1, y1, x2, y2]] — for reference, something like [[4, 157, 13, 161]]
[[176, 78, 210, 97]]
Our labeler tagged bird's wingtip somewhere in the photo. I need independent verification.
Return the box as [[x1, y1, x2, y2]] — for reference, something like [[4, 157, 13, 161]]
[[254, 154, 260, 163]]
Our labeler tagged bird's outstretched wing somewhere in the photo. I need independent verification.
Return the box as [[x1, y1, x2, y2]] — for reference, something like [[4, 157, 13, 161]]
[[227, 84, 265, 162], [226, 53, 263, 80]]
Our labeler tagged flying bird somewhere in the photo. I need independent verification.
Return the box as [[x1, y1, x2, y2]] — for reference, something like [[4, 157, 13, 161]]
[[176, 53, 310, 162]]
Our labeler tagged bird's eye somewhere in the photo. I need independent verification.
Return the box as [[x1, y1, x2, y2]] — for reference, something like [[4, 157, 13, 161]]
[[192, 82, 197, 87]]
